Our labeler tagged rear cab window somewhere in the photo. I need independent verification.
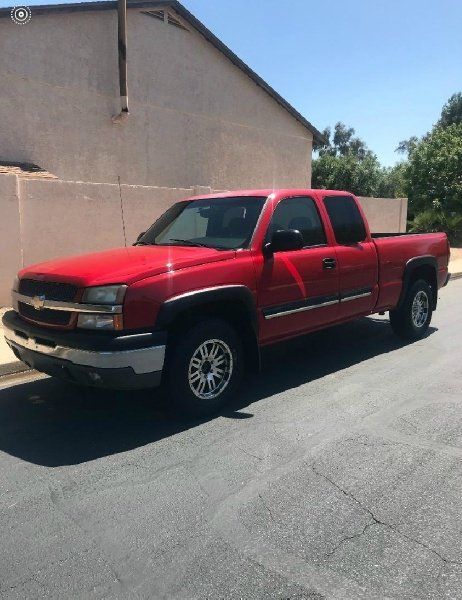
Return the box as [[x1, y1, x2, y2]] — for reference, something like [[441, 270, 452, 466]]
[[266, 196, 327, 248], [323, 195, 367, 244]]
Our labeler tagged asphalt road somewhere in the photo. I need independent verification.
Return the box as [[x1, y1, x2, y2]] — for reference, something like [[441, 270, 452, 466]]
[[1, 279, 461, 600]]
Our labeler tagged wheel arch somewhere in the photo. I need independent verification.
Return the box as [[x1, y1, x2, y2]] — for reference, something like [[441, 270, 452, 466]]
[[157, 285, 261, 372], [398, 256, 438, 310]]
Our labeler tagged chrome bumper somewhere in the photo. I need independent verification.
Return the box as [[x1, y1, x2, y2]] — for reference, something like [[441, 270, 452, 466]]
[[4, 324, 165, 375]]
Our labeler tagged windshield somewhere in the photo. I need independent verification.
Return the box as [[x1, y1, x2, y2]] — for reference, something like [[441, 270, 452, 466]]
[[136, 196, 266, 250]]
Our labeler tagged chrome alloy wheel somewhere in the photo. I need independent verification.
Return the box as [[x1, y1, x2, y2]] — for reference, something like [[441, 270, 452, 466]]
[[187, 339, 233, 400], [411, 290, 429, 328]]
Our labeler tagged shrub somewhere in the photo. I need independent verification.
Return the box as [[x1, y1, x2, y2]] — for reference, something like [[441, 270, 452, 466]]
[[409, 205, 462, 245]]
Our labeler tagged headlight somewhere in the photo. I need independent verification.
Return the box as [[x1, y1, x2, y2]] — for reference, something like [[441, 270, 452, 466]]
[[12, 276, 19, 292], [82, 285, 127, 305], [77, 314, 124, 330]]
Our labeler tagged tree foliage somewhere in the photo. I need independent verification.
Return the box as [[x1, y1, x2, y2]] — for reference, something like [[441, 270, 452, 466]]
[[409, 206, 462, 245], [406, 122, 462, 215], [312, 153, 382, 196], [312, 121, 406, 197], [377, 162, 408, 198], [315, 122, 373, 160], [438, 92, 462, 127], [396, 136, 419, 157], [312, 93, 462, 243]]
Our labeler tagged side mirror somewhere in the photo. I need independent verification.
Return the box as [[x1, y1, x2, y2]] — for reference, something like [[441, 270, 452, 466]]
[[265, 229, 303, 254], [136, 231, 146, 242]]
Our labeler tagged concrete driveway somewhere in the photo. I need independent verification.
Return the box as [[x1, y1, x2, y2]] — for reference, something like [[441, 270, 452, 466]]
[[0, 279, 461, 599]]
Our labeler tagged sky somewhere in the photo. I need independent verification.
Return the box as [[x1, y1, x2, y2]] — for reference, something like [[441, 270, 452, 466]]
[[2, 0, 461, 166]]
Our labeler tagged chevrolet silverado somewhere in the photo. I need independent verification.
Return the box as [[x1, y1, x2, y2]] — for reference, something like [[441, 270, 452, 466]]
[[3, 189, 450, 416]]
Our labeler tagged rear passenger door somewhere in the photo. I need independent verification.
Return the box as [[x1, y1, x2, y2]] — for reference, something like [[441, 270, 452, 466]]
[[257, 196, 339, 343], [322, 195, 378, 318]]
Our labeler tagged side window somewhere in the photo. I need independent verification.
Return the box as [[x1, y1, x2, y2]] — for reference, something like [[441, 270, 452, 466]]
[[323, 196, 367, 244], [266, 196, 326, 247]]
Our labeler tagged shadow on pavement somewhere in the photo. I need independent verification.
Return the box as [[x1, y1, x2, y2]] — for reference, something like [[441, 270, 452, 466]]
[[0, 317, 436, 466]]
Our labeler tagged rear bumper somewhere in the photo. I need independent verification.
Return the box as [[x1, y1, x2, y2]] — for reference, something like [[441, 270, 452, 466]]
[[2, 310, 166, 390]]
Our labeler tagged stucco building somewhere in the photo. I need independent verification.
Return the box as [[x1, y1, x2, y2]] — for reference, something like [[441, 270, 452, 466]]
[[0, 0, 322, 189], [0, 1, 407, 306]]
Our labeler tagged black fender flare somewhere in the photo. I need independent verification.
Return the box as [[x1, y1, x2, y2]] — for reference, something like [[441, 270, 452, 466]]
[[397, 255, 438, 310], [156, 285, 261, 370]]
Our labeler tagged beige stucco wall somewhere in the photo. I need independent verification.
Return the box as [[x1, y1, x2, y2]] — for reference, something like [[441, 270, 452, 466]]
[[17, 179, 202, 267], [358, 197, 408, 233], [0, 175, 22, 305], [0, 8, 312, 190], [0, 173, 212, 304]]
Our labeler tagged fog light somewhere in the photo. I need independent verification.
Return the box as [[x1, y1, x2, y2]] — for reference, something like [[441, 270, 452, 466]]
[[77, 314, 121, 330]]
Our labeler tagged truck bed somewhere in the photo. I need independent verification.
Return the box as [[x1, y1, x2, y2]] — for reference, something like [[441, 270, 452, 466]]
[[372, 231, 449, 309]]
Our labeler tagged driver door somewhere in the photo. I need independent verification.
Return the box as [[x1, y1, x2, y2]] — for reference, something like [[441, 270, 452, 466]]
[[256, 196, 339, 344]]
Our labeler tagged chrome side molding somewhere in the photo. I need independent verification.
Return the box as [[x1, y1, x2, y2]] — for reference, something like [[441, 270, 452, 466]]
[[264, 299, 338, 320], [263, 288, 373, 319], [339, 291, 372, 302]]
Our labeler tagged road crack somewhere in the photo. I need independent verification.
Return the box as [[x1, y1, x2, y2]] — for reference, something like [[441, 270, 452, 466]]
[[311, 464, 462, 566], [238, 446, 264, 461], [324, 520, 377, 558], [258, 493, 284, 526]]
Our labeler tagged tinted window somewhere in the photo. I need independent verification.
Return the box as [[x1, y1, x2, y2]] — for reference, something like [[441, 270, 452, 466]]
[[266, 196, 326, 247], [137, 196, 266, 250], [323, 196, 367, 244]]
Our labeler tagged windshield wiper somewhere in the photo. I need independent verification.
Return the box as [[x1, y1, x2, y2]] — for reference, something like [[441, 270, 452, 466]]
[[166, 238, 217, 248]]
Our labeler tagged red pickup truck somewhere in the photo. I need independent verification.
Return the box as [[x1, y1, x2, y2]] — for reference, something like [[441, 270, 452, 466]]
[[3, 189, 450, 416]]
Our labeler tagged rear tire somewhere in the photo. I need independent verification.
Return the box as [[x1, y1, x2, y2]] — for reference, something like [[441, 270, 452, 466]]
[[165, 318, 244, 418], [389, 279, 433, 340]]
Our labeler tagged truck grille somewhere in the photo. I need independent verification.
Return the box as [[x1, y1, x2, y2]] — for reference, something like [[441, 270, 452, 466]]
[[18, 279, 78, 327], [18, 302, 72, 326], [18, 279, 77, 302]]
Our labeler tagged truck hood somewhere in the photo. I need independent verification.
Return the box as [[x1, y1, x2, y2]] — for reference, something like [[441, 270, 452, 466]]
[[19, 245, 236, 287]]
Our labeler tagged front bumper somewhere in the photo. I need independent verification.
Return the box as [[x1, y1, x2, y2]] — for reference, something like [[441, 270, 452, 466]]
[[2, 310, 166, 390]]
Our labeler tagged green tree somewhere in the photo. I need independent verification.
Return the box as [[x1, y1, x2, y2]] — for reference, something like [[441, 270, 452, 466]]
[[377, 162, 408, 198], [315, 122, 373, 159], [409, 206, 462, 244], [396, 136, 419, 157], [312, 152, 384, 196], [438, 92, 462, 127], [406, 122, 462, 215], [313, 122, 395, 196]]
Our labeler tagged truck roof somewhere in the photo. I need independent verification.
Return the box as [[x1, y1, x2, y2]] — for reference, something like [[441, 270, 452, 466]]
[[183, 189, 353, 201]]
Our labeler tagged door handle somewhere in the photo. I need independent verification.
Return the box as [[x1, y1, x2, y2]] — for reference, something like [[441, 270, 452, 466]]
[[323, 257, 337, 270]]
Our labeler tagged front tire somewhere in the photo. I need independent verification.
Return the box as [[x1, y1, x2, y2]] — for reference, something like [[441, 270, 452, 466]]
[[165, 318, 244, 418], [389, 279, 433, 340]]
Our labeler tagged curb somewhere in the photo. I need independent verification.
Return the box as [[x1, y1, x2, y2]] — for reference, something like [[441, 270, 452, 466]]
[[0, 360, 32, 378], [449, 271, 462, 281]]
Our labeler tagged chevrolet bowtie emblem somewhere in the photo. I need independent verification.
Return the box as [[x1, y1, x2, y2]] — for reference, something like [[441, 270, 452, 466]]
[[31, 295, 46, 310]]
